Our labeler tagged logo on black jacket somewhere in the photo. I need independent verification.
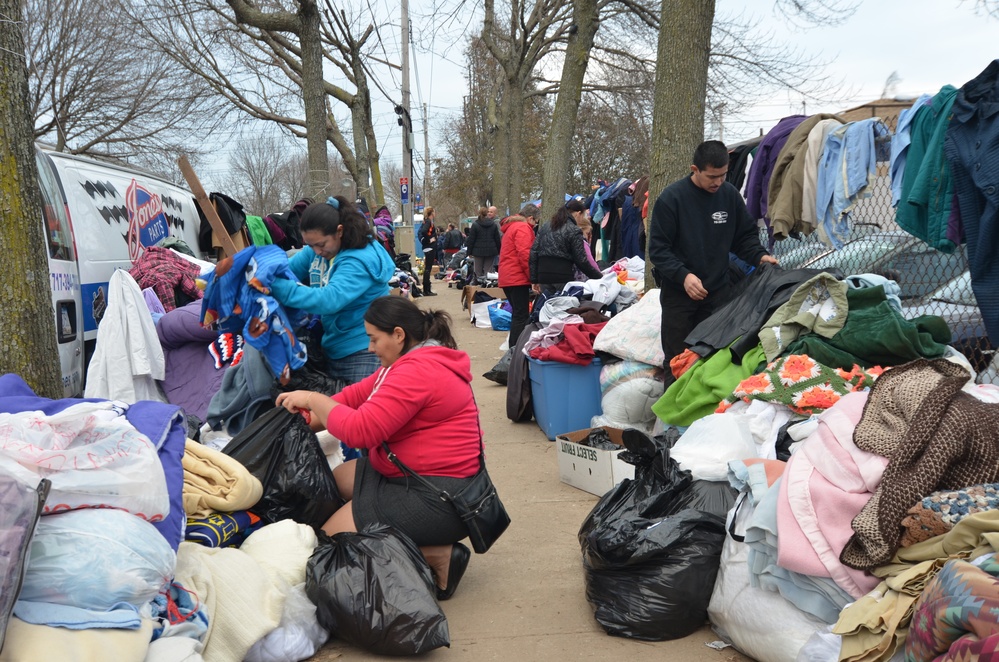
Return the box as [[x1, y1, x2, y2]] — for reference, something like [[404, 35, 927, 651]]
[[711, 211, 728, 224]]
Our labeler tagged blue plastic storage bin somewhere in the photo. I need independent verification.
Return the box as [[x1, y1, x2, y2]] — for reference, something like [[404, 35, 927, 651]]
[[528, 357, 602, 440]]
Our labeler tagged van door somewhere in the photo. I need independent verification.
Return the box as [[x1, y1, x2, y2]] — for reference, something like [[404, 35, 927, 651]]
[[36, 150, 84, 397]]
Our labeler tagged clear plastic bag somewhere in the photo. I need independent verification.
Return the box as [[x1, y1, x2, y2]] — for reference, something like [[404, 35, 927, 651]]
[[0, 401, 169, 520]]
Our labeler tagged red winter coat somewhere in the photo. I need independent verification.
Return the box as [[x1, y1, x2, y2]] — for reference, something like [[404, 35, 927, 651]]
[[327, 345, 481, 478], [498, 215, 535, 287]]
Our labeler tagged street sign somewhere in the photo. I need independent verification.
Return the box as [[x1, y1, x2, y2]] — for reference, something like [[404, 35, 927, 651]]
[[400, 177, 409, 206]]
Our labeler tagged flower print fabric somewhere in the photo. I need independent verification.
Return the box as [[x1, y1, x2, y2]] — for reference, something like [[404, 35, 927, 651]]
[[719, 354, 883, 416]]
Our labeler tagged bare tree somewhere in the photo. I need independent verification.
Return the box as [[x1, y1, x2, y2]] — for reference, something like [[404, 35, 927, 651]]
[[481, 0, 573, 214], [136, 0, 388, 204], [24, 0, 220, 160], [539, 0, 598, 223], [0, 0, 61, 397]]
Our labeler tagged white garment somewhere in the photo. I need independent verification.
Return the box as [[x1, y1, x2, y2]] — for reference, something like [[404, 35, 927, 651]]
[[522, 317, 584, 355], [801, 119, 844, 233], [84, 270, 166, 403], [173, 543, 284, 662], [592, 288, 664, 367]]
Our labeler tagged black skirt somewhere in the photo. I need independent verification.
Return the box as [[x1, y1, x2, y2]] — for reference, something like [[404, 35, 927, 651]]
[[351, 457, 472, 547]]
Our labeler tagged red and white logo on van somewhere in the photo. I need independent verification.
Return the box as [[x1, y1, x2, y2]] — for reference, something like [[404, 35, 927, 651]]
[[124, 179, 170, 261]]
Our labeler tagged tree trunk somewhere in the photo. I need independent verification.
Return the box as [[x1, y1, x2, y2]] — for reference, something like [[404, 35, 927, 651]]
[[505, 84, 525, 215], [646, 0, 715, 286], [489, 88, 510, 211], [541, 0, 598, 224], [298, 0, 329, 198], [0, 0, 62, 397]]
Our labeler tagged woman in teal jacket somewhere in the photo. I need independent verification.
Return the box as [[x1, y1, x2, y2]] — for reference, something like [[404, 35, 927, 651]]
[[270, 196, 395, 385]]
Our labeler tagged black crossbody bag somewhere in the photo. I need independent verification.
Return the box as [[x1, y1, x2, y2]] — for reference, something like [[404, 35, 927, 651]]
[[382, 438, 510, 554]]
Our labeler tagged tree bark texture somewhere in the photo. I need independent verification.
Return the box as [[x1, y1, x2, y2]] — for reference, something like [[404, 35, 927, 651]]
[[0, 0, 63, 397], [298, 0, 331, 198], [541, 0, 598, 224], [646, 0, 715, 285]]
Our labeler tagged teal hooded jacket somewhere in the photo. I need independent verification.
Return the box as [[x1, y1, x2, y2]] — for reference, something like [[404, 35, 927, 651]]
[[271, 239, 394, 360]]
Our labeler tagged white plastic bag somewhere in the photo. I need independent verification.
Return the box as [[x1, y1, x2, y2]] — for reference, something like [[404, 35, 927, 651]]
[[592, 289, 664, 366], [470, 300, 494, 328], [20, 509, 175, 610], [244, 583, 329, 662], [670, 414, 757, 481], [0, 401, 169, 520], [709, 494, 827, 662]]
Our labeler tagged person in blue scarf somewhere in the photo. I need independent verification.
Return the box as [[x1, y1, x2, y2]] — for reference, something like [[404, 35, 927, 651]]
[[270, 196, 395, 386]]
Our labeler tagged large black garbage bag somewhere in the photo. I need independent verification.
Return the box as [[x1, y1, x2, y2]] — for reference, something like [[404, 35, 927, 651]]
[[222, 407, 342, 528], [482, 348, 512, 385], [306, 524, 450, 656], [579, 428, 736, 641]]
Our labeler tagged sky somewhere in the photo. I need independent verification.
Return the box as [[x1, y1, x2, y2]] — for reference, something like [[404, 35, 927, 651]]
[[201, 0, 999, 193]]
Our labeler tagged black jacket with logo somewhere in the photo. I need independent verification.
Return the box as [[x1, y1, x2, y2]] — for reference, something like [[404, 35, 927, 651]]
[[648, 175, 767, 293]]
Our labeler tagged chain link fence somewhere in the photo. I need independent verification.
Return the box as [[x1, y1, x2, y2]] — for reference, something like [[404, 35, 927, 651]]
[[760, 113, 995, 383]]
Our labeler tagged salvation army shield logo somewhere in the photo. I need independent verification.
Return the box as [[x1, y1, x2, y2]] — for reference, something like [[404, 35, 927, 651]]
[[124, 179, 170, 261]]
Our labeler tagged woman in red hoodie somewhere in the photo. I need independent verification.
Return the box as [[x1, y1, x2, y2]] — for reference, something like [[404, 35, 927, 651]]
[[276, 295, 481, 600], [498, 203, 539, 347]]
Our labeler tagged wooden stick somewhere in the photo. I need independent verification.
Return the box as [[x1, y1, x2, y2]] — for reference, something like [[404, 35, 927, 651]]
[[178, 155, 238, 258]]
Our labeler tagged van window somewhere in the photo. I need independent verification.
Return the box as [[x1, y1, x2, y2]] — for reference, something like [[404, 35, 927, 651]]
[[36, 152, 76, 262]]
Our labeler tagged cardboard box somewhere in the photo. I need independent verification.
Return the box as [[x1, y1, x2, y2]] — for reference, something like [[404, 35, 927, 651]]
[[461, 285, 506, 312], [556, 426, 635, 496]]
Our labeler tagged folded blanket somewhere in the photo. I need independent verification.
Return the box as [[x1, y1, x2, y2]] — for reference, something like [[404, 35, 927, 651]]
[[182, 439, 263, 518]]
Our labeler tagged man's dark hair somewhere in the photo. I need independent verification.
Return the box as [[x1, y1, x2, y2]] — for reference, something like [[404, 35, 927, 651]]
[[692, 140, 729, 171]]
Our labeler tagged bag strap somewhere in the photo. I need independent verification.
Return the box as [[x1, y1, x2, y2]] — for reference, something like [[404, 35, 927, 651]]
[[382, 441, 456, 503], [379, 380, 488, 501]]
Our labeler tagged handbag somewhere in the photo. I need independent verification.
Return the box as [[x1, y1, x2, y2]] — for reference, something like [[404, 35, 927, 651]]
[[382, 439, 510, 554]]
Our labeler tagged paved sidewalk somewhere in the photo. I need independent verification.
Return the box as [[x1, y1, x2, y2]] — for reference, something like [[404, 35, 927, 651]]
[[312, 286, 751, 661]]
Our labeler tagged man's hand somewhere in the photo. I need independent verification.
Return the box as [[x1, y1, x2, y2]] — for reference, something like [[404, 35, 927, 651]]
[[759, 255, 779, 266], [683, 273, 708, 301]]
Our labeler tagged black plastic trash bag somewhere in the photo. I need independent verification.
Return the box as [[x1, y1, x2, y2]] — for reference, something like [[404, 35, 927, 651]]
[[0, 470, 50, 651], [579, 428, 736, 641], [306, 524, 450, 656], [482, 348, 512, 385], [222, 407, 342, 529]]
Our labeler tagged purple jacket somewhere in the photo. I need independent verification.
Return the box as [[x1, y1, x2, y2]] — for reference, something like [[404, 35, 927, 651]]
[[745, 115, 807, 222], [157, 300, 226, 422]]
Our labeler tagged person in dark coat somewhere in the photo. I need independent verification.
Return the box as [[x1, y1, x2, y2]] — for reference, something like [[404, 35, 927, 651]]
[[465, 206, 502, 285], [418, 207, 439, 296]]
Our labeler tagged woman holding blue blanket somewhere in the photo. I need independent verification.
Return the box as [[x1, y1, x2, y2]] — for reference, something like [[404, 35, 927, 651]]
[[270, 196, 395, 386]]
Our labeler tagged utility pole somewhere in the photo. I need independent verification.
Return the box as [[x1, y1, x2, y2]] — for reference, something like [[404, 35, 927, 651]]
[[400, 0, 413, 228], [423, 102, 430, 208]]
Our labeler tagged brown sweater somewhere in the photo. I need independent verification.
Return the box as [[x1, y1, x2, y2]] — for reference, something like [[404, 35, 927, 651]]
[[840, 359, 999, 570]]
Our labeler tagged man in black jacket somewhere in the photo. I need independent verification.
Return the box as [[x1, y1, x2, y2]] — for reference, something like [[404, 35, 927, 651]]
[[648, 140, 778, 365]]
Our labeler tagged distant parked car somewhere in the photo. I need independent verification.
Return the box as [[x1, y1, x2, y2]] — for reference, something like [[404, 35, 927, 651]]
[[800, 231, 968, 301], [902, 271, 987, 344]]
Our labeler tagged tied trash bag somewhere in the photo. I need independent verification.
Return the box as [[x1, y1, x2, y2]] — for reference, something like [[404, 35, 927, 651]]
[[223, 407, 342, 529], [305, 524, 450, 656], [482, 348, 512, 386], [579, 428, 736, 641]]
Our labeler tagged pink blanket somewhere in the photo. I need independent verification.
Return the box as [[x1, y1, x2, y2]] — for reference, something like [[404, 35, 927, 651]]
[[776, 391, 888, 598]]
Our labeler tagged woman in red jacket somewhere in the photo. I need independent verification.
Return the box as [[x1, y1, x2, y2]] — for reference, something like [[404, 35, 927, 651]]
[[498, 203, 539, 347], [275, 295, 482, 600]]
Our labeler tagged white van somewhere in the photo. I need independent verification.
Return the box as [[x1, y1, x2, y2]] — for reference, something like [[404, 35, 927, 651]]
[[35, 146, 206, 396]]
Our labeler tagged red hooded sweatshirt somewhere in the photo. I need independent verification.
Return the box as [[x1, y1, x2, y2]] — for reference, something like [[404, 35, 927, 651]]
[[327, 344, 481, 478]]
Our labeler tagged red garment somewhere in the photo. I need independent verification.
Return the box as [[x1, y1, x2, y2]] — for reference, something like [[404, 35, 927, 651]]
[[498, 216, 535, 287], [669, 348, 701, 379], [328, 345, 480, 478], [129, 246, 203, 312], [528, 321, 607, 365]]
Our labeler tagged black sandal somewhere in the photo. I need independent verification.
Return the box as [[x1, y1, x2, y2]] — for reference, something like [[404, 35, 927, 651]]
[[436, 542, 470, 601]]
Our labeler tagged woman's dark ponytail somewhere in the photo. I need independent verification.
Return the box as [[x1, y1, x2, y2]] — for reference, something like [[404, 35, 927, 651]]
[[424, 309, 458, 349], [364, 296, 457, 351]]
